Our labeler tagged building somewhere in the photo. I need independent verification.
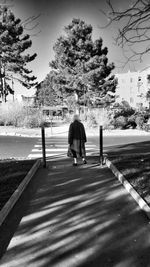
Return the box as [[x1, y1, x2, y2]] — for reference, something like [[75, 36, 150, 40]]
[[115, 67, 150, 109]]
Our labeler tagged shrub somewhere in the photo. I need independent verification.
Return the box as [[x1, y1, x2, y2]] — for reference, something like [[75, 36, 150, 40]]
[[80, 108, 112, 129], [114, 102, 135, 119], [135, 115, 145, 129], [126, 115, 137, 129], [135, 110, 150, 129], [0, 101, 25, 126], [64, 114, 73, 124], [112, 116, 127, 129], [21, 109, 44, 128], [0, 102, 45, 128]]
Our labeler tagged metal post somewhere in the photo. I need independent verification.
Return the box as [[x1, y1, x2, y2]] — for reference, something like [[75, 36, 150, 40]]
[[100, 125, 103, 165], [41, 125, 46, 168]]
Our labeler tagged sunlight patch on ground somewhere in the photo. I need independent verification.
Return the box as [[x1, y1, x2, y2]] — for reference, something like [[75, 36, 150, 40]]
[[48, 194, 88, 207], [54, 219, 96, 239], [51, 232, 114, 267], [21, 206, 61, 224], [115, 258, 135, 267], [105, 188, 127, 201], [51, 246, 98, 267], [8, 227, 52, 248], [1, 227, 114, 267], [92, 220, 114, 234], [55, 178, 82, 187], [83, 180, 107, 188]]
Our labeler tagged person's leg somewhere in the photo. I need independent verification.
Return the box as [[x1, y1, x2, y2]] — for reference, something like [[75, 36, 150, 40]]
[[71, 149, 77, 166], [82, 157, 87, 164], [81, 142, 87, 164]]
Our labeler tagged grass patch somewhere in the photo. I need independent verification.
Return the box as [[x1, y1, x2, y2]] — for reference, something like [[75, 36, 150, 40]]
[[0, 159, 36, 210], [108, 154, 150, 205]]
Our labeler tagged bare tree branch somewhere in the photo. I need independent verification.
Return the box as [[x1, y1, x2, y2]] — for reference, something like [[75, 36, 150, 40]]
[[100, 0, 150, 65], [21, 14, 41, 36]]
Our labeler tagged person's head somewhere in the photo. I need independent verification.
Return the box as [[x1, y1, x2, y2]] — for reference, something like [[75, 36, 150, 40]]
[[73, 114, 80, 122]]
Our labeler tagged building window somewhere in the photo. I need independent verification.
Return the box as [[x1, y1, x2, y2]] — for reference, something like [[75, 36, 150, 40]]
[[130, 77, 133, 83]]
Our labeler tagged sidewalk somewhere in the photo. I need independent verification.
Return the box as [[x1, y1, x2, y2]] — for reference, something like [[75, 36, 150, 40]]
[[1, 156, 150, 267], [1, 124, 150, 137]]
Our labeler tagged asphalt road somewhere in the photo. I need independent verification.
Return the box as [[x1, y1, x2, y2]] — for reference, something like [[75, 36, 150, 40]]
[[0, 136, 38, 158], [0, 133, 150, 158], [89, 134, 150, 156]]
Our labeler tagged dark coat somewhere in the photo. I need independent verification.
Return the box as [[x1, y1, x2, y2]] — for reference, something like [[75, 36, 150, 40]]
[[68, 120, 87, 157]]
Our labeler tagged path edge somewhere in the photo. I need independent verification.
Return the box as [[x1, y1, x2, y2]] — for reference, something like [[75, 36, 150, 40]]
[[105, 157, 150, 220], [0, 159, 41, 226]]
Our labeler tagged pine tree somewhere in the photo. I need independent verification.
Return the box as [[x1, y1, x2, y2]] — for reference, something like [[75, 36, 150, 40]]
[[0, 6, 37, 102], [49, 18, 117, 110], [36, 71, 62, 107]]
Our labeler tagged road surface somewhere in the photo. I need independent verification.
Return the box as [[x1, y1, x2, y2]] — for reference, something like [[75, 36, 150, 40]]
[[0, 133, 150, 159], [0, 136, 37, 158]]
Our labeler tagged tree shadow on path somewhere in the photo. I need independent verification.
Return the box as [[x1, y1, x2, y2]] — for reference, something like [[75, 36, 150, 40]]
[[1, 156, 150, 267], [105, 140, 150, 157]]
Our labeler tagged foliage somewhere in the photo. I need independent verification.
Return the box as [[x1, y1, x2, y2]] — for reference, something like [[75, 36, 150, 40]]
[[49, 18, 117, 109], [22, 111, 43, 128], [36, 71, 62, 107], [65, 94, 77, 112], [110, 101, 136, 129], [113, 100, 135, 119], [134, 110, 150, 129], [112, 116, 127, 129], [79, 108, 111, 129], [0, 101, 44, 128], [111, 102, 150, 129], [0, 5, 37, 102], [0, 101, 25, 126], [127, 115, 137, 129]]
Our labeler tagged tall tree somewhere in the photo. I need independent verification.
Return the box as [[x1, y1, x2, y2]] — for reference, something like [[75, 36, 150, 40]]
[[0, 5, 37, 102], [36, 71, 62, 107], [101, 0, 150, 65], [49, 18, 117, 110]]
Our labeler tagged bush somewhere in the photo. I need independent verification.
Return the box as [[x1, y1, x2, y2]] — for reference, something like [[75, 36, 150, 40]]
[[79, 108, 112, 129], [135, 116, 145, 129], [83, 110, 97, 128], [21, 109, 44, 128], [0, 102, 44, 128], [135, 110, 150, 129], [127, 115, 137, 129], [114, 101, 135, 119], [112, 116, 127, 129], [0, 101, 25, 126]]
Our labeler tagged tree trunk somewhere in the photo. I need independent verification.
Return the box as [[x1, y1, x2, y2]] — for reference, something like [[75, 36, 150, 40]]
[[74, 91, 79, 114], [0, 63, 4, 102]]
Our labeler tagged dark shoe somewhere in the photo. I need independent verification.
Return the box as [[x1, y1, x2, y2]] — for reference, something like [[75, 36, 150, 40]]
[[73, 163, 77, 166], [83, 160, 87, 164]]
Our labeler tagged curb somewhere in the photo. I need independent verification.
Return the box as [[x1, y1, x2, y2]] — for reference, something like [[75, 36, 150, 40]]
[[0, 159, 41, 227], [105, 157, 150, 220]]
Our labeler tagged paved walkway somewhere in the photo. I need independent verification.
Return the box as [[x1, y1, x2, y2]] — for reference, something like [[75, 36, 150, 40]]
[[1, 156, 150, 267]]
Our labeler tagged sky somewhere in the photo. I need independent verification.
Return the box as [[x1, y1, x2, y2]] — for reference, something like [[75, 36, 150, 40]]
[[2, 0, 150, 95]]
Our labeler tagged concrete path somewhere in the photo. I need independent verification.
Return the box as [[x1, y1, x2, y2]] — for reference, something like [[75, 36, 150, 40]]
[[1, 156, 150, 267]]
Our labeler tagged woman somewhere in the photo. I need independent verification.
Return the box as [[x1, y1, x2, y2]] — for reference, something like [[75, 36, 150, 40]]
[[68, 114, 87, 166]]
